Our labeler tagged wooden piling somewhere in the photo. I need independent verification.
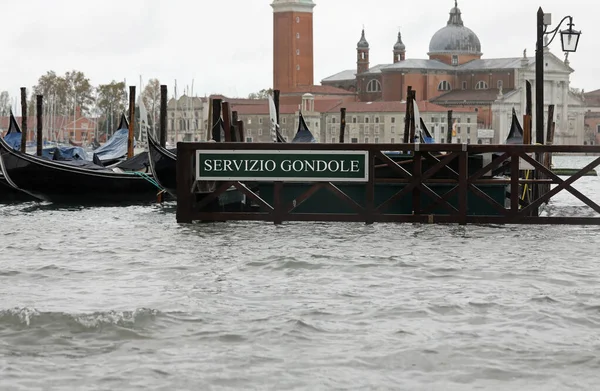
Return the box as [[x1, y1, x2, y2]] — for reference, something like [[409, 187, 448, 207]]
[[211, 98, 222, 142], [274, 90, 281, 126], [36, 95, 43, 157], [222, 101, 232, 142], [339, 108, 346, 143], [409, 90, 417, 143], [523, 81, 532, 144], [159, 85, 167, 147], [446, 110, 453, 144], [127, 86, 136, 158], [231, 111, 239, 141], [20, 87, 27, 152], [207, 98, 214, 141], [237, 120, 245, 142], [403, 86, 412, 144]]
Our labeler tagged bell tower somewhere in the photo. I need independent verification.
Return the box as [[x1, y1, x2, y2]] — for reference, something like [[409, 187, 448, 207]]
[[272, 0, 316, 92]]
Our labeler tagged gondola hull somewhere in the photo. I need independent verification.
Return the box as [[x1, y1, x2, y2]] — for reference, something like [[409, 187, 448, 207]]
[[0, 174, 37, 203], [147, 131, 177, 199], [0, 139, 159, 205]]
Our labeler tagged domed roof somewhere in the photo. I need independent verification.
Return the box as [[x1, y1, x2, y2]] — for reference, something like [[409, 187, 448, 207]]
[[428, 1, 481, 56], [394, 31, 405, 51], [357, 29, 369, 49]]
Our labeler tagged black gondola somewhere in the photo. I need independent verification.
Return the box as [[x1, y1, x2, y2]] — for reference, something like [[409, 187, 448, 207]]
[[0, 136, 161, 205], [147, 129, 177, 198]]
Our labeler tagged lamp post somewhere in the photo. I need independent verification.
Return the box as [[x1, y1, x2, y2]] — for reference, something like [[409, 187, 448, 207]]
[[535, 7, 581, 145]]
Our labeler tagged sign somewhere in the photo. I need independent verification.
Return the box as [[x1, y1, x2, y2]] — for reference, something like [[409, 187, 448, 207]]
[[195, 150, 368, 182]]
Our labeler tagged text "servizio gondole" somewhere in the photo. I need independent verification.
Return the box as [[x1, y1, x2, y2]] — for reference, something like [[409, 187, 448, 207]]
[[203, 159, 362, 173]]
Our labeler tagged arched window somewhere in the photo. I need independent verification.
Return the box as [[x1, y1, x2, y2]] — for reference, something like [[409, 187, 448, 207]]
[[475, 81, 488, 90], [361, 52, 365, 60], [438, 81, 451, 91], [366, 79, 381, 93], [497, 80, 503, 89]]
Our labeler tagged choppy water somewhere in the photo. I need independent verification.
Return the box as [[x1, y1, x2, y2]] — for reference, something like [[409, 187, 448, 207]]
[[1, 156, 600, 390]]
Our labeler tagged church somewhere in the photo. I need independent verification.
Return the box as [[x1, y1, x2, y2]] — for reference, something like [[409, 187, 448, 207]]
[[272, 0, 586, 144]]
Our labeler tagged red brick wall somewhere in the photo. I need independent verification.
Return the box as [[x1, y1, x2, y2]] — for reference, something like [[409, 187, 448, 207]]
[[273, 11, 314, 91]]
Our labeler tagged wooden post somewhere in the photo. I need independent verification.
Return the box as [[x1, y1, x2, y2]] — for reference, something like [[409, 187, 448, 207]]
[[409, 90, 417, 143], [211, 98, 222, 142], [231, 111, 239, 141], [523, 80, 533, 144], [403, 86, 412, 144], [176, 146, 193, 223], [274, 89, 281, 126], [159, 85, 167, 147], [446, 110, 453, 144], [127, 86, 136, 158], [339, 108, 346, 143], [36, 95, 43, 157], [207, 98, 214, 141], [222, 101, 232, 142], [237, 120, 245, 142], [20, 87, 27, 152]]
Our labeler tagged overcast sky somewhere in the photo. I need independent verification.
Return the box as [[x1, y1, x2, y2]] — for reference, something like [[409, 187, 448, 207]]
[[3, 0, 597, 104]]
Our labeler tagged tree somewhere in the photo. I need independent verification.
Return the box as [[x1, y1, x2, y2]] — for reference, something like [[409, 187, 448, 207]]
[[96, 81, 127, 136], [0, 91, 11, 116], [32, 70, 95, 115], [141, 78, 161, 131], [248, 88, 273, 99]]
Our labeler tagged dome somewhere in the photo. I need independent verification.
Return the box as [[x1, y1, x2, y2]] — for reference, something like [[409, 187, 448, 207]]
[[428, 2, 481, 55], [394, 31, 405, 51], [357, 29, 369, 49]]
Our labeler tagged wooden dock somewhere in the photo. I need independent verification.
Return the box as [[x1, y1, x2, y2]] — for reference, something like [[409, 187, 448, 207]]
[[176, 142, 600, 226]]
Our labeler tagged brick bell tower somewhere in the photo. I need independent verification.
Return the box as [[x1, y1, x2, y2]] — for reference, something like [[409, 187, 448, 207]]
[[272, 0, 316, 92]]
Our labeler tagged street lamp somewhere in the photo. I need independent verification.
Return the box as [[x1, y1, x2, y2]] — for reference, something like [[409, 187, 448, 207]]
[[535, 8, 581, 145]]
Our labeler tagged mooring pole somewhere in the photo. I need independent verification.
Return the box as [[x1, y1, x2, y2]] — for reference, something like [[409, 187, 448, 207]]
[[523, 80, 533, 144], [274, 89, 281, 127], [207, 97, 214, 141], [403, 86, 412, 144], [36, 95, 43, 157], [159, 85, 167, 147], [446, 110, 453, 144], [211, 98, 222, 142], [409, 90, 417, 142], [127, 86, 136, 158], [231, 110, 239, 141], [222, 101, 232, 142], [20, 87, 27, 153], [339, 108, 346, 143], [237, 119, 245, 142]]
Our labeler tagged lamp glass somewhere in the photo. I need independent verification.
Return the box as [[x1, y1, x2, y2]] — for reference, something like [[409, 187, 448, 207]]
[[560, 28, 581, 52]]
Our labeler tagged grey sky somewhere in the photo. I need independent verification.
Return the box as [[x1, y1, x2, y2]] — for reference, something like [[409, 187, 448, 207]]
[[3, 0, 596, 104]]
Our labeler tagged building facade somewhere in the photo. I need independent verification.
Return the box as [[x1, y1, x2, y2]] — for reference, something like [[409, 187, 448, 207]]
[[320, 1, 586, 144]]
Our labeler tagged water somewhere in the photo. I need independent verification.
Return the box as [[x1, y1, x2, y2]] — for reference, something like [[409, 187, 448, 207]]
[[1, 156, 599, 390]]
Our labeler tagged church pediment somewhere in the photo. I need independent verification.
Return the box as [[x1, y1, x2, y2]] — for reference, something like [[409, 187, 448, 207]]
[[526, 51, 574, 74]]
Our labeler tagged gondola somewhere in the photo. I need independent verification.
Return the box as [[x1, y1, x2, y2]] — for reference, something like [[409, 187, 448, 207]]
[[147, 129, 177, 198], [0, 111, 38, 203], [93, 114, 131, 166], [0, 135, 162, 205]]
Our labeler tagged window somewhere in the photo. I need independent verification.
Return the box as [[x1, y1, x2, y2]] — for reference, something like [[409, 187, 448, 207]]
[[365, 137, 369, 143], [452, 55, 458, 65], [438, 81, 451, 91], [351, 137, 358, 143], [258, 128, 263, 136], [441, 138, 445, 143], [375, 117, 380, 123], [391, 125, 396, 133], [332, 117, 336, 124], [315, 122, 319, 128], [391, 117, 396, 123], [296, 33, 300, 39], [374, 126, 380, 135], [247, 119, 252, 124], [457, 138, 461, 143], [462, 81, 467, 90], [296, 17, 300, 23], [391, 138, 395, 143], [497, 80, 503, 89], [296, 65, 300, 70], [331, 138, 336, 143], [282, 118, 286, 124], [259, 118, 263, 124], [366, 79, 381, 92], [246, 137, 253, 142], [375, 137, 379, 143], [441, 126, 445, 133], [478, 139, 483, 144], [361, 52, 365, 60], [475, 81, 488, 90], [597, 124, 600, 133], [467, 117, 471, 123], [365, 117, 370, 124], [431, 117, 437, 123], [296, 49, 300, 55], [467, 138, 471, 144], [467, 127, 470, 134], [352, 117, 357, 123]]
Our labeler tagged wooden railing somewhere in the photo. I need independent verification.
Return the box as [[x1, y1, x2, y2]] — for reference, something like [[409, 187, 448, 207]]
[[176, 142, 600, 225]]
